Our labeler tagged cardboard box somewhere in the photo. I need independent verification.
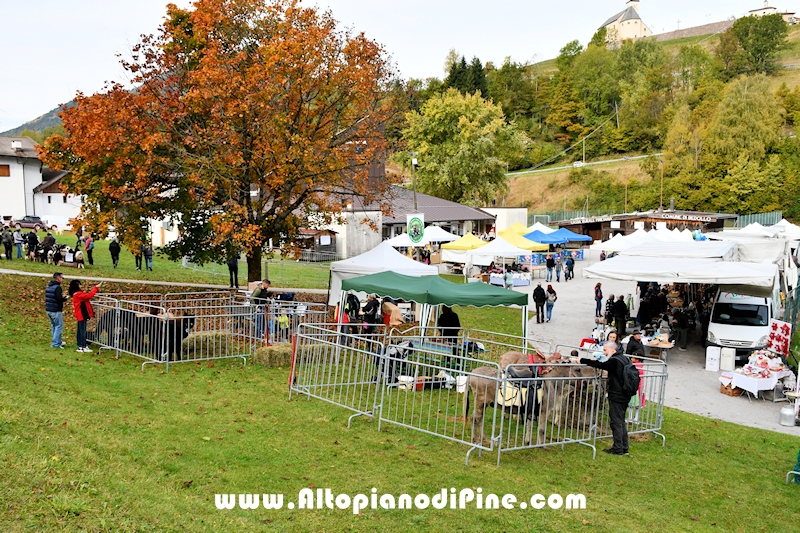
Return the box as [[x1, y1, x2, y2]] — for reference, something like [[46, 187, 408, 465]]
[[720, 348, 736, 372], [705, 346, 721, 372]]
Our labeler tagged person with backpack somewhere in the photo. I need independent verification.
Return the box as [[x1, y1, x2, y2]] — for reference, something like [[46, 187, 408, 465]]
[[577, 341, 639, 456], [544, 284, 557, 322]]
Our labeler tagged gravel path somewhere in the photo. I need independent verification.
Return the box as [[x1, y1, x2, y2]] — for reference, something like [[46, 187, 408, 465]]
[[509, 249, 799, 437]]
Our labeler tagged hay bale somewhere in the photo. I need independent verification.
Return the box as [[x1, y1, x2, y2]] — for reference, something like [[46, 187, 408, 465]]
[[252, 343, 294, 367], [182, 330, 237, 357]]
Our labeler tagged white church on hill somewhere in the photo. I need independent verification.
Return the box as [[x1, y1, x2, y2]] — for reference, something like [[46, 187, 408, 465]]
[[600, 0, 652, 43]]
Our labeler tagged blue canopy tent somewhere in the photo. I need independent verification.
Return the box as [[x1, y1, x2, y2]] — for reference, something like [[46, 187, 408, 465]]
[[523, 230, 568, 245], [550, 228, 592, 242]]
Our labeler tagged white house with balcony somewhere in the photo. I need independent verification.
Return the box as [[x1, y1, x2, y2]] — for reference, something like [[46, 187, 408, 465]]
[[0, 135, 83, 229]]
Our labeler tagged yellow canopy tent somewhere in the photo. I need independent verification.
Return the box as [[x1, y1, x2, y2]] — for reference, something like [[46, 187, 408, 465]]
[[505, 221, 530, 235], [498, 229, 549, 251], [441, 233, 487, 250]]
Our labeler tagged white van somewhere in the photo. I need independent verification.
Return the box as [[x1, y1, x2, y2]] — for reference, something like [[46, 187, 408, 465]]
[[706, 291, 776, 364]]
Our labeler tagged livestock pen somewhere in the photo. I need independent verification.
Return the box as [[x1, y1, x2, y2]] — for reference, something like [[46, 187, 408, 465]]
[[87, 291, 327, 370], [289, 324, 669, 465]]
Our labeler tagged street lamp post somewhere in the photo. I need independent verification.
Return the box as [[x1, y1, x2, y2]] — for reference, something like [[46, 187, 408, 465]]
[[411, 151, 419, 212]]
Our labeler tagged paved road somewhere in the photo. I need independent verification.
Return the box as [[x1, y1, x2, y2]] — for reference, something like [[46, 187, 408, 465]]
[[510, 249, 798, 437]]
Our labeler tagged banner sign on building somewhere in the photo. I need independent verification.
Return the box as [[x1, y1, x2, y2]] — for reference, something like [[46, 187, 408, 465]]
[[407, 214, 425, 244]]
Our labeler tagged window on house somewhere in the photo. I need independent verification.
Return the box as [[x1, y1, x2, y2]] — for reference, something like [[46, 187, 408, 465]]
[[48, 196, 52, 204], [63, 195, 67, 203], [0, 164, 10, 177]]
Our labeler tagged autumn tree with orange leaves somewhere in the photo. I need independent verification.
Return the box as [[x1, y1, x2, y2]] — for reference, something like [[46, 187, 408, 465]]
[[40, 0, 397, 281]]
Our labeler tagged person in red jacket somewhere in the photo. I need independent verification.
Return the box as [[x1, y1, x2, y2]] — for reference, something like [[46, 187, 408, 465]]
[[68, 279, 103, 353]]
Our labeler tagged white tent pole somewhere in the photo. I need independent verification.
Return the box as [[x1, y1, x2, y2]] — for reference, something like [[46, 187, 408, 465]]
[[338, 292, 346, 323], [521, 305, 528, 353]]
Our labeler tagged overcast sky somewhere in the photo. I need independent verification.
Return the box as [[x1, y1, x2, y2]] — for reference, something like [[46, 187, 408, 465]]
[[0, 0, 789, 131]]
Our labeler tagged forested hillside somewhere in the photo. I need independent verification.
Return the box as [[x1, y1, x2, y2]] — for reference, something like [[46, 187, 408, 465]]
[[391, 15, 800, 218]]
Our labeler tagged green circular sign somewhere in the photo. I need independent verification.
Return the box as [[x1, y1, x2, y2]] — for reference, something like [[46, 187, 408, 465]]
[[408, 217, 424, 244]]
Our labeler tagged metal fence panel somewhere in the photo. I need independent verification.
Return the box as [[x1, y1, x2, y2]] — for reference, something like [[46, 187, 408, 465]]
[[735, 211, 782, 228], [89, 293, 255, 371], [289, 328, 668, 464], [466, 329, 553, 361], [289, 324, 386, 424], [498, 362, 604, 459], [376, 340, 501, 463]]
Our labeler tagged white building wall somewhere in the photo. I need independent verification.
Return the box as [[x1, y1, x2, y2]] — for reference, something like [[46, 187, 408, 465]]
[[36, 193, 83, 219], [149, 217, 182, 247], [483, 207, 528, 232], [22, 160, 43, 216], [0, 159, 29, 219], [326, 210, 382, 258]]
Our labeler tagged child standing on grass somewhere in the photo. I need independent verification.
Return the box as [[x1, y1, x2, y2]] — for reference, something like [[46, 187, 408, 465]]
[[68, 279, 103, 353]]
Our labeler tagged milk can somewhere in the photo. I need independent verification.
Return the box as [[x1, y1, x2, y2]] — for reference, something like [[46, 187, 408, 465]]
[[779, 405, 796, 427]]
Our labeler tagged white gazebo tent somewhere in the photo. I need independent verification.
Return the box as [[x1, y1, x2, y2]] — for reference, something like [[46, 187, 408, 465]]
[[584, 256, 779, 297], [465, 235, 533, 264], [328, 241, 438, 305], [527, 221, 557, 234]]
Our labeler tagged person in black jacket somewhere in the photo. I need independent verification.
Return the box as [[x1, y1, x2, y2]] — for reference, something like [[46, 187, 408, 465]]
[[109, 237, 121, 268], [626, 329, 645, 357], [613, 295, 628, 336], [44, 272, 69, 348], [437, 306, 461, 344], [27, 230, 39, 260], [362, 294, 381, 334], [532, 282, 547, 324], [578, 342, 631, 455], [227, 248, 240, 288]]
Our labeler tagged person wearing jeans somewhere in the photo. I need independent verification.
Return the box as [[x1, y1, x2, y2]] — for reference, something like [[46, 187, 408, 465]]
[[13, 228, 24, 258], [545, 284, 557, 322], [45, 272, 69, 348], [144, 243, 154, 271], [68, 279, 102, 353]]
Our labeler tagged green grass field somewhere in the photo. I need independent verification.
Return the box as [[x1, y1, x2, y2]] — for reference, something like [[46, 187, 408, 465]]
[[1, 231, 331, 289], [0, 272, 798, 532]]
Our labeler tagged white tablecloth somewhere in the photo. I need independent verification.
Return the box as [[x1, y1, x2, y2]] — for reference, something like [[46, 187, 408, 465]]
[[731, 370, 793, 398], [489, 272, 531, 287]]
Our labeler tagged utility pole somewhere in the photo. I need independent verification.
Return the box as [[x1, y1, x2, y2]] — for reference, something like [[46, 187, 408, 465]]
[[411, 152, 419, 211], [625, 182, 628, 213], [659, 159, 665, 211]]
